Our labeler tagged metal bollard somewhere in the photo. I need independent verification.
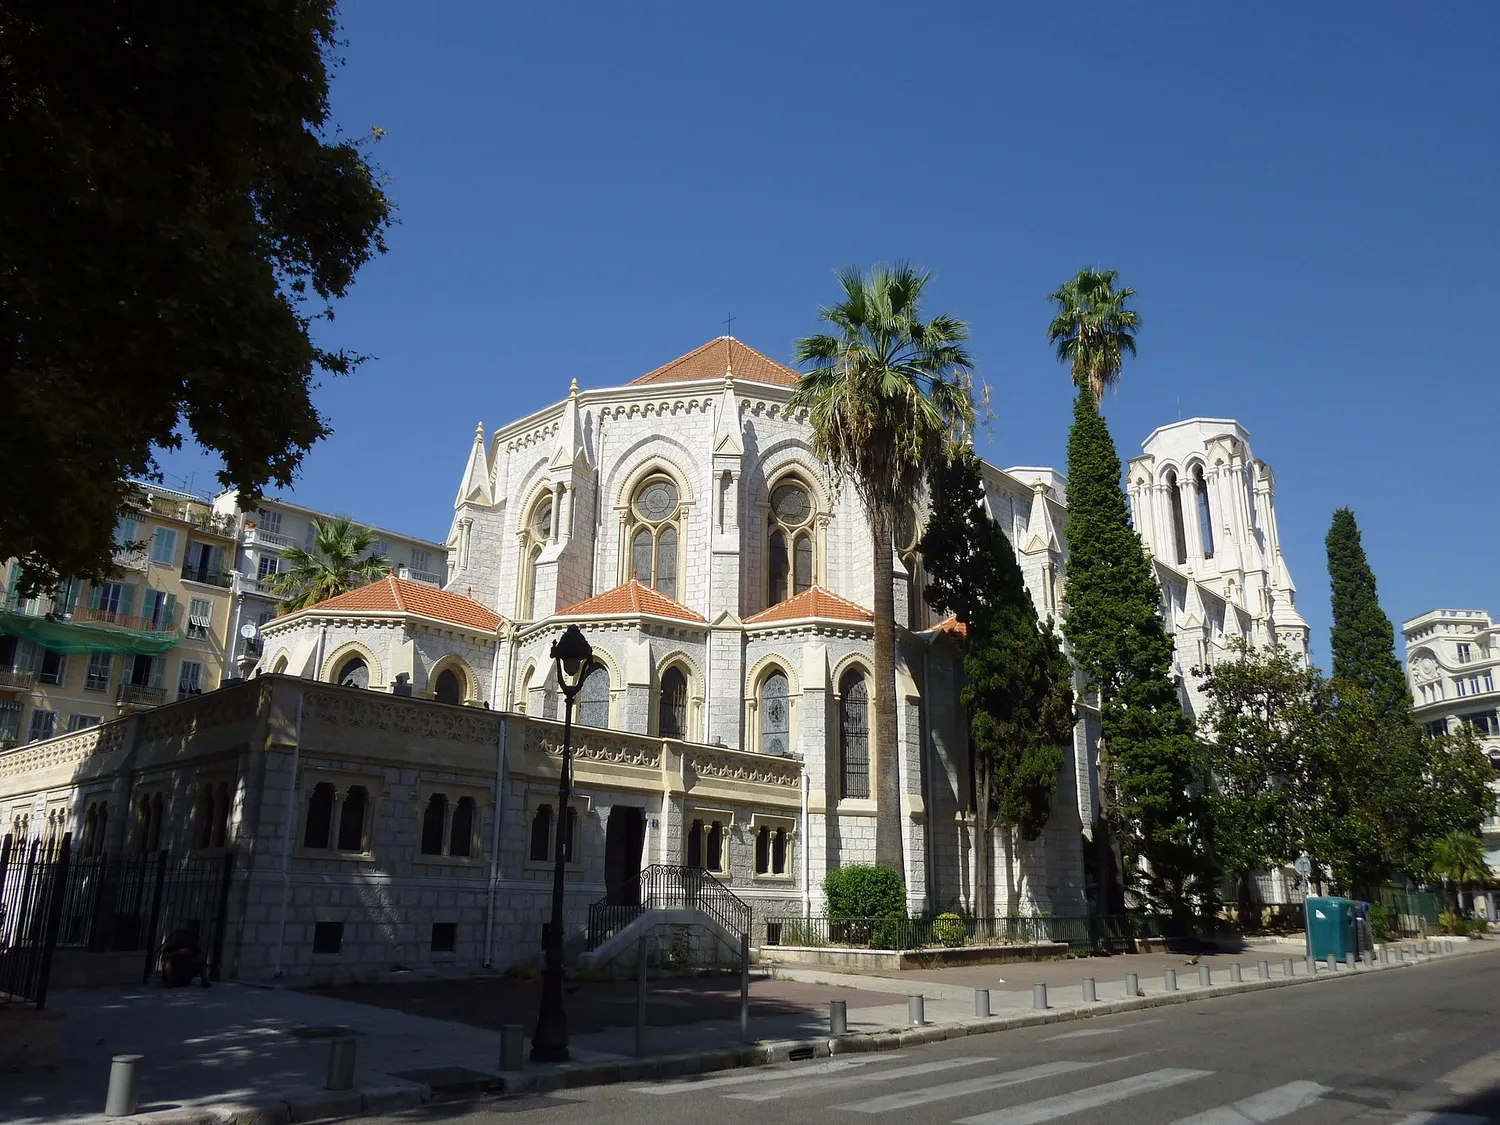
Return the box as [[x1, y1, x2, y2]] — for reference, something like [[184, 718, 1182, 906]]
[[105, 1054, 143, 1117], [636, 936, 649, 1057], [1198, 964, 1212, 986], [499, 1025, 524, 1071], [830, 999, 848, 1036], [974, 989, 990, 1018], [1125, 971, 1139, 997], [1282, 958, 1294, 977], [908, 993, 925, 1027], [1164, 968, 1178, 991], [326, 1037, 356, 1091], [1230, 963, 1243, 983], [1259, 960, 1270, 980], [1033, 983, 1049, 1010], [1082, 977, 1096, 1003]]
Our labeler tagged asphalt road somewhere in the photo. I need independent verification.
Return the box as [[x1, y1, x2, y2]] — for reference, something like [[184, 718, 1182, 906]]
[[376, 947, 1500, 1125]]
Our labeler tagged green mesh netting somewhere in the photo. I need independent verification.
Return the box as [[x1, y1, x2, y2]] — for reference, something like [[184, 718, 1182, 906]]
[[0, 610, 181, 656]]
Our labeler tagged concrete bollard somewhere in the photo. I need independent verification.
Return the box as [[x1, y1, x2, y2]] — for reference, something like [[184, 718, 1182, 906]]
[[326, 1038, 356, 1092], [1283, 958, 1294, 977], [974, 989, 990, 1018], [1343, 953, 1356, 971], [1082, 977, 1096, 1003], [1125, 972, 1139, 997], [1307, 957, 1317, 974], [1380, 946, 1390, 964], [1033, 983, 1049, 1010], [1230, 963, 1243, 983], [1164, 968, 1178, 992], [1259, 960, 1271, 980], [105, 1054, 143, 1117], [1327, 955, 1337, 973], [1198, 964, 1212, 986], [1422, 939, 1431, 955], [908, 993, 925, 1027], [830, 1000, 848, 1036], [1396, 945, 1405, 962], [499, 1025, 524, 1071]]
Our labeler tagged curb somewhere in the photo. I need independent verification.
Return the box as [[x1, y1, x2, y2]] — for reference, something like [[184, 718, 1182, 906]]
[[42, 942, 1489, 1125]]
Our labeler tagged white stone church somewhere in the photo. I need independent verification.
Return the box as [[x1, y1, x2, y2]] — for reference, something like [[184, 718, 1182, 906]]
[[256, 337, 1308, 923]]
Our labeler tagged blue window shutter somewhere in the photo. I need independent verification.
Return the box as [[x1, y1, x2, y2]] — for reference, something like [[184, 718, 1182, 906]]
[[119, 584, 136, 619], [151, 527, 178, 565], [164, 594, 177, 628], [149, 657, 164, 689], [88, 583, 102, 611]]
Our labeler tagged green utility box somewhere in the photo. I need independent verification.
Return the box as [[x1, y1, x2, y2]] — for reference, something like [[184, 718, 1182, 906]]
[[1305, 896, 1358, 960]]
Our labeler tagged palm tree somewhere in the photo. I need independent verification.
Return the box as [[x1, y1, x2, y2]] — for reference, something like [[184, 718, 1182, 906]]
[[1046, 269, 1141, 404], [268, 515, 391, 612], [1430, 830, 1487, 916], [791, 263, 975, 874]]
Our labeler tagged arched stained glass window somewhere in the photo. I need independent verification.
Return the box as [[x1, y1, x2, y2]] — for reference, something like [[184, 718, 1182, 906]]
[[628, 475, 682, 596], [767, 479, 816, 606], [577, 664, 610, 728], [659, 666, 688, 739], [839, 670, 870, 799], [336, 656, 368, 689], [760, 670, 789, 757]]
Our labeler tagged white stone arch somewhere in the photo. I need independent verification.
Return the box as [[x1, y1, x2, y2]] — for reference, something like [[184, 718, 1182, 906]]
[[427, 651, 480, 705], [652, 648, 704, 741], [745, 652, 800, 758], [265, 649, 292, 675], [750, 441, 834, 515], [321, 640, 383, 689], [830, 655, 876, 802], [610, 444, 698, 513], [514, 659, 540, 714], [514, 473, 557, 538], [608, 443, 697, 593], [830, 650, 874, 691], [552, 641, 623, 727]]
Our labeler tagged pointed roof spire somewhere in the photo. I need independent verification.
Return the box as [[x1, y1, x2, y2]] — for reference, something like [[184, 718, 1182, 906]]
[[455, 421, 493, 508], [713, 368, 743, 455], [1021, 480, 1059, 554], [550, 379, 588, 471]]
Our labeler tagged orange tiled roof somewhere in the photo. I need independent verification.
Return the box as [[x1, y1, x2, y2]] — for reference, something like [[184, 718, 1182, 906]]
[[310, 574, 503, 632], [745, 585, 874, 626], [557, 579, 706, 623], [932, 614, 969, 637], [630, 337, 799, 389]]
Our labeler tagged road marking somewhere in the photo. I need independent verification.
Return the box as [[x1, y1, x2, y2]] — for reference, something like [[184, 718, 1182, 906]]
[[633, 1054, 902, 1094], [833, 1060, 1101, 1113], [1164, 1081, 1329, 1124], [954, 1067, 1213, 1125], [1388, 1114, 1487, 1125], [724, 1056, 993, 1101], [1041, 1019, 1161, 1042]]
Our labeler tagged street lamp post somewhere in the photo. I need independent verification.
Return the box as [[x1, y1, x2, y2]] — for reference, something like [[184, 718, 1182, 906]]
[[529, 624, 595, 1062]]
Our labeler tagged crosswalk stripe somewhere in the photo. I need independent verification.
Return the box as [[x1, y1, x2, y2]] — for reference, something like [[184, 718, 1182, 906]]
[[954, 1067, 1213, 1125], [1388, 1114, 1488, 1125], [1042, 1019, 1160, 1042], [833, 1060, 1102, 1114], [1164, 1081, 1329, 1124], [725, 1056, 993, 1101], [632, 1054, 904, 1094]]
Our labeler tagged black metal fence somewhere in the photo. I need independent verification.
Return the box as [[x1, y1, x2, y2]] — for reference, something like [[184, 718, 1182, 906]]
[[0, 833, 72, 1008], [0, 834, 233, 1007], [587, 864, 752, 951], [762, 913, 1199, 953]]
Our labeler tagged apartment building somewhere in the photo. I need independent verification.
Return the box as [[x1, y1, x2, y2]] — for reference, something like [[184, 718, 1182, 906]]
[[210, 491, 448, 668], [0, 483, 237, 746]]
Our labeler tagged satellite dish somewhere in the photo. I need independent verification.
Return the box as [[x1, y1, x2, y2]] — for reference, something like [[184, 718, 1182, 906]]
[[239, 622, 259, 641]]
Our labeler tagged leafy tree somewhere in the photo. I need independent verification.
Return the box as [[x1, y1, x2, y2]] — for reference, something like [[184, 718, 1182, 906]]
[[921, 448, 1075, 921], [1196, 642, 1325, 923], [268, 516, 389, 611], [1046, 269, 1141, 402], [1, 2, 393, 592], [792, 264, 975, 873], [1050, 270, 1206, 922], [1429, 830, 1488, 916], [1325, 509, 1409, 719]]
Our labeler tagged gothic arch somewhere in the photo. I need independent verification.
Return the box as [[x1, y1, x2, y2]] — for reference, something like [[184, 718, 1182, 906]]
[[510, 458, 552, 535], [746, 655, 798, 758], [265, 649, 291, 675], [749, 443, 834, 515], [606, 437, 698, 513], [830, 651, 874, 691], [320, 640, 383, 688], [745, 652, 802, 699], [653, 649, 704, 740], [427, 652, 480, 705]]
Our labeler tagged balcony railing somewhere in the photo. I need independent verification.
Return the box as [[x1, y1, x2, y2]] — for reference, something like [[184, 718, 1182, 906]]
[[408, 569, 443, 586], [72, 605, 180, 633], [117, 683, 168, 707], [112, 547, 149, 572], [180, 564, 233, 589], [0, 667, 36, 691], [249, 528, 297, 549]]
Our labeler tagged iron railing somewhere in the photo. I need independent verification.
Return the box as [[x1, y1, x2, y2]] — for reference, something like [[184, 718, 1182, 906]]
[[118, 684, 168, 706], [587, 864, 751, 951], [0, 667, 35, 691], [0, 834, 71, 1008], [180, 564, 233, 589]]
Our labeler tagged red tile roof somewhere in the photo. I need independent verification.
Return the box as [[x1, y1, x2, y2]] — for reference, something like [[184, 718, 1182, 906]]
[[744, 586, 874, 626], [557, 579, 706, 623], [630, 337, 800, 389], [310, 574, 503, 632], [931, 614, 969, 637]]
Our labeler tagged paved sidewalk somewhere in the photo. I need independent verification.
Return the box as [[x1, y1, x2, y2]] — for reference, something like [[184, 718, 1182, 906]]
[[3, 937, 1485, 1125]]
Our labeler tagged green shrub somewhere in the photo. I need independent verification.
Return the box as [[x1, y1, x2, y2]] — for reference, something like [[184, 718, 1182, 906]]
[[1366, 902, 1390, 941], [931, 912, 966, 947], [871, 918, 908, 950], [824, 865, 906, 921], [781, 918, 819, 946]]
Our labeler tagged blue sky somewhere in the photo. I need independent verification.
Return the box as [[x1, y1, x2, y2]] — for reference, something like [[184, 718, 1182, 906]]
[[161, 1, 1499, 668]]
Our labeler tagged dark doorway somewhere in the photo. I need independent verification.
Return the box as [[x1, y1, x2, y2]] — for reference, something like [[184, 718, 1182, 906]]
[[603, 806, 646, 905]]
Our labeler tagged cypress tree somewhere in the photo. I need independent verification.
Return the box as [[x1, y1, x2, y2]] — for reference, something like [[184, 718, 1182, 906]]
[[921, 448, 1075, 920], [1325, 508, 1409, 718], [1062, 389, 1206, 920]]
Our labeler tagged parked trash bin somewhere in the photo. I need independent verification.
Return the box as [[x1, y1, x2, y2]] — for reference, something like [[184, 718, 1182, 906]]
[[1305, 897, 1358, 962]]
